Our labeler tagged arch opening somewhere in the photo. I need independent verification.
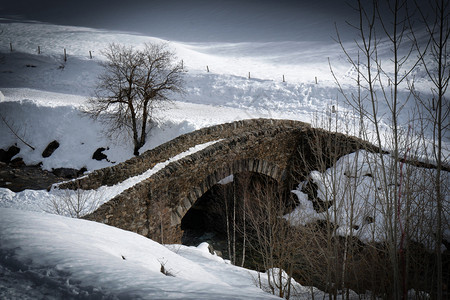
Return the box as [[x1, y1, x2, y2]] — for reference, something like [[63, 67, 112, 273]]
[[180, 171, 288, 265]]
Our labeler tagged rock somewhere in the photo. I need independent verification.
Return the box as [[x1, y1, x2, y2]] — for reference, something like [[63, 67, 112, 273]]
[[42, 140, 60, 158], [206, 243, 223, 257], [10, 157, 24, 167], [363, 216, 374, 225], [92, 147, 108, 161], [0, 145, 20, 163], [301, 178, 333, 212], [33, 162, 43, 168], [51, 167, 87, 179], [301, 179, 318, 201], [52, 167, 79, 179], [78, 167, 87, 176]]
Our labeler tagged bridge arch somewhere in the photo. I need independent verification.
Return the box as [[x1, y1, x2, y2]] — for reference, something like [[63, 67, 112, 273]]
[[170, 158, 286, 225]]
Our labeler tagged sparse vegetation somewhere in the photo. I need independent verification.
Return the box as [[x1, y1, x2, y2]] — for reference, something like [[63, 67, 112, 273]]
[[45, 184, 100, 218]]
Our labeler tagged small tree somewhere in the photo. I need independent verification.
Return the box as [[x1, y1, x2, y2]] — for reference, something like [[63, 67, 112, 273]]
[[45, 185, 100, 218], [86, 43, 184, 155], [331, 0, 449, 297], [411, 0, 450, 297], [242, 173, 298, 299]]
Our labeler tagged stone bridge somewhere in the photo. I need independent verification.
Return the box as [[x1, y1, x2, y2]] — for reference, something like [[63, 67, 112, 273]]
[[58, 119, 378, 242]]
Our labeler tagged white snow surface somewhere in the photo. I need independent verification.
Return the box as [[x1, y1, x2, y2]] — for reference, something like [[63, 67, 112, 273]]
[[0, 208, 279, 299]]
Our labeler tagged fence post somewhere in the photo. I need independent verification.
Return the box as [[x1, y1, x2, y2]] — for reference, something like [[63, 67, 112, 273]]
[[38, 46, 40, 54], [89, 51, 92, 59], [248, 72, 250, 79], [64, 48, 67, 62], [206, 65, 209, 72], [283, 75, 285, 82], [315, 76, 318, 84], [9, 43, 12, 52]]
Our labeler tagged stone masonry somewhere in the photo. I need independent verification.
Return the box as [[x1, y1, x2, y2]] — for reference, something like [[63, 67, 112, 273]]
[[58, 119, 379, 243]]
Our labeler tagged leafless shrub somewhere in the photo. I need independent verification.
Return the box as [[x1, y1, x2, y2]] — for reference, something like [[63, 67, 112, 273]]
[[45, 186, 100, 218]]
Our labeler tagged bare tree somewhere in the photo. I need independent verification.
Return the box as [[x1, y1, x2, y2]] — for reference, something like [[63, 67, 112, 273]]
[[243, 173, 298, 299], [331, 0, 422, 297], [217, 173, 249, 266], [411, 0, 450, 297], [0, 112, 35, 150], [0, 26, 4, 64], [330, 0, 450, 298], [86, 43, 184, 155]]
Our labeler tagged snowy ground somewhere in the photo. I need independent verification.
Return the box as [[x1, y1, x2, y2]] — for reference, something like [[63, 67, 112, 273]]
[[0, 18, 448, 299], [0, 208, 279, 299]]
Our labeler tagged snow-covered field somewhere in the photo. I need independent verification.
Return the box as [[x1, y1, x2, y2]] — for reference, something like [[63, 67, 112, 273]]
[[0, 21, 442, 170], [0, 21, 346, 171], [0, 13, 448, 299]]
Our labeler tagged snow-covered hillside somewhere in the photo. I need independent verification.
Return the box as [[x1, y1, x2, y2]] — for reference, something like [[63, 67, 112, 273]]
[[0, 21, 441, 171], [0, 21, 344, 171]]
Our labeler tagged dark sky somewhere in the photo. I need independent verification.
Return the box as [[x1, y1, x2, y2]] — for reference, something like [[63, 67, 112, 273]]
[[0, 0, 354, 42]]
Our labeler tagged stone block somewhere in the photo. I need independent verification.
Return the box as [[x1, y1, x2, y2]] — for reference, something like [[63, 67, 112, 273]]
[[171, 211, 181, 226], [182, 197, 192, 211]]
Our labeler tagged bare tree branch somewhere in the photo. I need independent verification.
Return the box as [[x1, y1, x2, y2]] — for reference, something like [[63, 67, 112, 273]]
[[0, 112, 35, 150]]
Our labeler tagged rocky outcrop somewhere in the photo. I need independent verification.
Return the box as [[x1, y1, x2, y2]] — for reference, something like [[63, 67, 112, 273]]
[[92, 147, 109, 161], [52, 167, 86, 179]]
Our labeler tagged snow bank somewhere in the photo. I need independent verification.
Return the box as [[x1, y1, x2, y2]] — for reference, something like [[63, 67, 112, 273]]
[[0, 208, 276, 299], [286, 150, 450, 249]]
